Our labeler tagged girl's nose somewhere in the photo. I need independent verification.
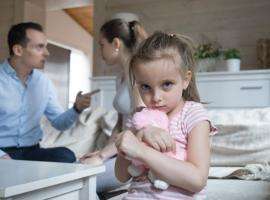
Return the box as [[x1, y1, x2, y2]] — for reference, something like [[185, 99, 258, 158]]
[[153, 90, 162, 103]]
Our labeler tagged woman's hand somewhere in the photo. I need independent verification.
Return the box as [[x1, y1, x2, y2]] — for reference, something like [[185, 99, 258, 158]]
[[79, 151, 103, 164], [115, 130, 144, 160], [80, 150, 100, 160], [79, 151, 104, 166], [136, 125, 176, 152], [80, 155, 103, 166]]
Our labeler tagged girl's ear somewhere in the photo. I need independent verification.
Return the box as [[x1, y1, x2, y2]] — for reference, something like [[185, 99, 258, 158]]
[[112, 37, 121, 50], [183, 70, 192, 90]]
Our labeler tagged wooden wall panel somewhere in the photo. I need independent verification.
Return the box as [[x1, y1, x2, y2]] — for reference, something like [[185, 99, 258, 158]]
[[0, 0, 46, 61], [0, 0, 14, 61], [93, 0, 270, 75]]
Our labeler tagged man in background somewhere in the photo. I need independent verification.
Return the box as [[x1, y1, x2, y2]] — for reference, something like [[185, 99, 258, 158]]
[[0, 22, 94, 163]]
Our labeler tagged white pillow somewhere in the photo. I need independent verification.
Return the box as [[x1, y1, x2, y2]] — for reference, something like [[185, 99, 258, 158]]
[[41, 107, 107, 158]]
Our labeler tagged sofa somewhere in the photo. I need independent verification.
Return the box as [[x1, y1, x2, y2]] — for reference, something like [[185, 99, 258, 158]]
[[206, 107, 270, 199], [40, 106, 270, 200]]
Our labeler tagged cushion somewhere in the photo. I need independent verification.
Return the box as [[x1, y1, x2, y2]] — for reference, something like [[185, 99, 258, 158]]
[[41, 107, 108, 158], [96, 109, 118, 150]]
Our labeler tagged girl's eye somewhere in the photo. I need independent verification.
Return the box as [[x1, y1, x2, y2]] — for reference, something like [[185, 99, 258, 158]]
[[140, 84, 151, 92], [162, 81, 173, 90]]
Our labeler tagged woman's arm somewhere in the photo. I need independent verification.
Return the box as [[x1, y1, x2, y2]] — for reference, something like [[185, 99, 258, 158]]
[[117, 121, 210, 193]]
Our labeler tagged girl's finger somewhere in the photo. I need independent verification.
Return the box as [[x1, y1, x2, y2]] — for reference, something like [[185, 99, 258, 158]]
[[163, 134, 175, 152], [136, 129, 144, 141], [163, 139, 172, 152], [157, 139, 167, 152], [151, 142, 161, 152]]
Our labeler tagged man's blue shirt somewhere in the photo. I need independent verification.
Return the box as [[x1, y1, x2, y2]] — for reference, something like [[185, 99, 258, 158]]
[[0, 60, 78, 156]]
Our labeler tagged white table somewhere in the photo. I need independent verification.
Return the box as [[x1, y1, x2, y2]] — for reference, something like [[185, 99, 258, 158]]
[[0, 160, 105, 200]]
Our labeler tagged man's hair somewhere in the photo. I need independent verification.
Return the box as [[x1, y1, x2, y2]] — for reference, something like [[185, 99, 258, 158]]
[[7, 22, 43, 56]]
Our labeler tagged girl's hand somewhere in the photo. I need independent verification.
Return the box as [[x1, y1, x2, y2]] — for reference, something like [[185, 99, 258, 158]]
[[115, 130, 144, 159], [136, 125, 176, 152]]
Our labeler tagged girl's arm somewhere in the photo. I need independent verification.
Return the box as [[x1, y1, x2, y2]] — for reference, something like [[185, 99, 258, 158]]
[[117, 121, 210, 193], [140, 121, 210, 193], [114, 130, 141, 183]]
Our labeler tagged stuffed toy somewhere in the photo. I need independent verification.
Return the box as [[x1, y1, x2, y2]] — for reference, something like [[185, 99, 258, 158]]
[[127, 107, 184, 190]]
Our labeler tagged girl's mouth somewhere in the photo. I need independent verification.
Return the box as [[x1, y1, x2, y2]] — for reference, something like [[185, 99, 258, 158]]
[[151, 106, 167, 112]]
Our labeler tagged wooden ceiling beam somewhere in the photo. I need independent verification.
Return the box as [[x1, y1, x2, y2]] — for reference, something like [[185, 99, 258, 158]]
[[64, 5, 93, 35], [46, 0, 92, 11]]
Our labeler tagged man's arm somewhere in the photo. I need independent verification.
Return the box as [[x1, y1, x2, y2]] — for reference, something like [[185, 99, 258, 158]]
[[44, 80, 77, 131], [45, 79, 99, 131], [47, 108, 78, 131]]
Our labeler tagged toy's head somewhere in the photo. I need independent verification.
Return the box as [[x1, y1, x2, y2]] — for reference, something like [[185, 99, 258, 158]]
[[132, 108, 169, 131]]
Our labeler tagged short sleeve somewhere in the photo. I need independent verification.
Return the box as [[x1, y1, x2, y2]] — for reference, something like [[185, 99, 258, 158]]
[[183, 102, 217, 136]]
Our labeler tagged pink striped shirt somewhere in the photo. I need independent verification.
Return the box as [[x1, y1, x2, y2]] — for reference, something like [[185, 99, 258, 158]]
[[123, 101, 217, 200]]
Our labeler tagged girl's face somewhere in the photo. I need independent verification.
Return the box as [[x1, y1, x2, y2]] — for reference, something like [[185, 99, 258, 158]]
[[99, 34, 118, 65], [134, 58, 191, 116]]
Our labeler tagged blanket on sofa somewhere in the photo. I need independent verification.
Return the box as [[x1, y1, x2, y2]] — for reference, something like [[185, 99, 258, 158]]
[[209, 163, 270, 181], [209, 107, 270, 166]]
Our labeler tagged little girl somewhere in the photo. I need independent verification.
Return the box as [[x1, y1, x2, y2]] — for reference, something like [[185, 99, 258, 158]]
[[115, 32, 217, 199]]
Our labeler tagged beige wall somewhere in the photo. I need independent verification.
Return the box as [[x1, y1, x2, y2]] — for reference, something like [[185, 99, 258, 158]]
[[46, 10, 93, 103], [93, 0, 270, 76], [0, 0, 45, 60], [0, 1, 14, 60], [24, 0, 46, 26], [46, 10, 93, 58], [0, 0, 93, 65]]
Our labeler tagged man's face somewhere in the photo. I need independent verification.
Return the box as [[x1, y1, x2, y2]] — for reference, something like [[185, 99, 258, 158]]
[[20, 29, 49, 69]]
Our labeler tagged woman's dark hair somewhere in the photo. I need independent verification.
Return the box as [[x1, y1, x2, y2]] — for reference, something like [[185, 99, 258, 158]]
[[100, 18, 147, 52], [130, 31, 201, 102], [8, 22, 43, 56]]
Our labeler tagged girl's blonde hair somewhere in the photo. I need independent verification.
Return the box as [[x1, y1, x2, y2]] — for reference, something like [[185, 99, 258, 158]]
[[129, 31, 200, 102]]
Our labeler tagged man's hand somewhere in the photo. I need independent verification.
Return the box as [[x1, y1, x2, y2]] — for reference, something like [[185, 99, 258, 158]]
[[74, 89, 100, 113], [0, 154, 11, 159]]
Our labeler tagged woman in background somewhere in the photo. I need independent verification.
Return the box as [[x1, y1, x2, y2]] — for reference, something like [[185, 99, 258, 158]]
[[80, 18, 149, 193]]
